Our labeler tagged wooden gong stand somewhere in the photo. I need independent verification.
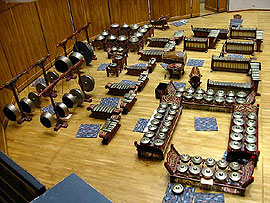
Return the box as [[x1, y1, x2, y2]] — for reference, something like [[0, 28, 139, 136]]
[[56, 22, 95, 102], [38, 59, 85, 131], [0, 55, 50, 124]]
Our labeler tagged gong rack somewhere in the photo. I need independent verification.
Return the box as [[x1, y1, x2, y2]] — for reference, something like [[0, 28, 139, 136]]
[[0, 55, 50, 124], [56, 22, 95, 102], [38, 59, 85, 131], [56, 22, 95, 59]]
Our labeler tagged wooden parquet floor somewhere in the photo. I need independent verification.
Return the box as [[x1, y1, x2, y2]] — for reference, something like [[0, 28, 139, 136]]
[[5, 11, 270, 203]]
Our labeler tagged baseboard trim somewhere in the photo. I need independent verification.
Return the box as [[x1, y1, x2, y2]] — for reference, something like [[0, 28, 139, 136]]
[[205, 5, 217, 12], [228, 8, 270, 12]]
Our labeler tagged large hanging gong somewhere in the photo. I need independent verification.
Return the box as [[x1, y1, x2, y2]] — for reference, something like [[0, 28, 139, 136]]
[[28, 92, 42, 108], [19, 98, 35, 113], [70, 88, 85, 106], [73, 41, 94, 65], [69, 52, 84, 66], [36, 82, 50, 97], [79, 75, 95, 92], [62, 93, 78, 108], [55, 56, 72, 73], [3, 104, 20, 121], [46, 71, 59, 83], [55, 102, 69, 117], [40, 112, 56, 128]]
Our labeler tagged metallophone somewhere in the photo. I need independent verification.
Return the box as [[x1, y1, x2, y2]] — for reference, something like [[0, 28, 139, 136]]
[[138, 49, 164, 61], [87, 104, 121, 120], [172, 30, 184, 45], [105, 82, 137, 96], [99, 115, 121, 145], [229, 14, 243, 29], [183, 37, 208, 52], [211, 55, 251, 73], [227, 104, 260, 166], [249, 62, 261, 95], [256, 30, 263, 52], [147, 58, 157, 73], [208, 30, 220, 49], [189, 67, 202, 89], [125, 64, 148, 76], [163, 41, 176, 52], [138, 50, 187, 64], [120, 92, 137, 114], [224, 40, 255, 55], [164, 145, 255, 196], [146, 37, 176, 51], [134, 93, 183, 159], [191, 26, 229, 39], [136, 71, 149, 92], [150, 14, 170, 30], [147, 37, 170, 47]]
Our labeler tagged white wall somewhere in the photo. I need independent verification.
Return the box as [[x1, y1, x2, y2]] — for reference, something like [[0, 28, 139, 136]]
[[229, 0, 270, 11]]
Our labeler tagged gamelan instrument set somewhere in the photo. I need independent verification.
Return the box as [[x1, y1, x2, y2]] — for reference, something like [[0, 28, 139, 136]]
[[1, 14, 264, 200]]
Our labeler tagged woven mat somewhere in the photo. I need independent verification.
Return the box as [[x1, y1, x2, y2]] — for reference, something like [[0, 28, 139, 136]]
[[194, 117, 218, 131], [76, 124, 101, 138], [194, 193, 224, 203], [41, 104, 55, 115], [186, 59, 204, 67], [97, 63, 109, 71], [163, 183, 195, 203], [120, 80, 137, 86], [100, 97, 120, 107], [133, 118, 150, 133]]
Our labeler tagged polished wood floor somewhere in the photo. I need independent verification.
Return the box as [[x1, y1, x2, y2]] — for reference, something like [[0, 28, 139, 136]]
[[5, 11, 270, 202]]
